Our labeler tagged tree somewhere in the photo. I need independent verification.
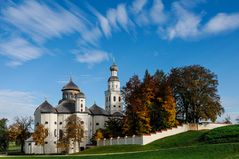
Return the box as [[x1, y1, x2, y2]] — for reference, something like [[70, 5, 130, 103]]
[[58, 115, 84, 153], [0, 118, 8, 153], [151, 70, 177, 130], [8, 116, 33, 153], [104, 117, 123, 138], [32, 124, 48, 154], [122, 75, 151, 135], [236, 116, 239, 124], [169, 65, 224, 123], [90, 129, 104, 145]]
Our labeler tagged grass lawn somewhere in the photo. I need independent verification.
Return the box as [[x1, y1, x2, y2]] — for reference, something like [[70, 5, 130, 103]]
[[2, 125, 239, 159]]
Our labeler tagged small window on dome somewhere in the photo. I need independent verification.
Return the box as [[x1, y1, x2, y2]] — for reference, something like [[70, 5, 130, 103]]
[[45, 121, 48, 124]]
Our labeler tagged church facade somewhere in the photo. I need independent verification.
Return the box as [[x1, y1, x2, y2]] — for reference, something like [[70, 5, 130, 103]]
[[25, 64, 123, 154]]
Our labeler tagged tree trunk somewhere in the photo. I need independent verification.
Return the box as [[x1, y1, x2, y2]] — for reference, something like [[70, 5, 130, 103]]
[[21, 140, 24, 153]]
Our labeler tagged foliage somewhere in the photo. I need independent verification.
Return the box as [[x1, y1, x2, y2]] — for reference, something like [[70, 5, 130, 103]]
[[201, 125, 239, 144], [32, 124, 48, 154], [168, 65, 224, 123], [8, 116, 33, 152], [57, 115, 84, 153], [90, 129, 104, 145], [104, 117, 123, 137], [122, 70, 178, 135], [0, 118, 8, 153]]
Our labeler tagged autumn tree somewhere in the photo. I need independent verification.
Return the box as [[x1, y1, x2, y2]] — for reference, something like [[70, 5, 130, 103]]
[[0, 118, 8, 153], [8, 116, 33, 153], [150, 70, 177, 130], [169, 65, 224, 123], [32, 124, 48, 154], [122, 75, 151, 135], [58, 115, 84, 153]]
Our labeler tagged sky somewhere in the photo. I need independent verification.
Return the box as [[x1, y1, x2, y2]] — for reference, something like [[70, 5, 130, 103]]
[[0, 0, 239, 124]]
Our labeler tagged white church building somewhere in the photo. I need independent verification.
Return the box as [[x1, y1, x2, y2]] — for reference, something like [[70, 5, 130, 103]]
[[25, 64, 123, 154]]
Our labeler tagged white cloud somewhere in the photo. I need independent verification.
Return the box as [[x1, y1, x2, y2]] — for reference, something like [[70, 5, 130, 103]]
[[204, 13, 239, 34], [166, 2, 201, 40], [0, 37, 43, 66], [116, 4, 130, 31], [150, 0, 167, 24], [0, 89, 36, 123], [98, 14, 112, 37], [2, 1, 96, 44], [76, 49, 109, 66], [131, 0, 147, 14]]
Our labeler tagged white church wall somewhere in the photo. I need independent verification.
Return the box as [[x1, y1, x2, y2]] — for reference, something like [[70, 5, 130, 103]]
[[92, 115, 108, 134], [40, 113, 58, 154]]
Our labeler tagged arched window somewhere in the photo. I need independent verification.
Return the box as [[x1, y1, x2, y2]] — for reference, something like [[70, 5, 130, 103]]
[[119, 96, 121, 102], [81, 104, 83, 108], [114, 96, 116, 102]]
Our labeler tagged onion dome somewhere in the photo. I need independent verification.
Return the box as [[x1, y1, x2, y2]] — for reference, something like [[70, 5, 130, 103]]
[[62, 78, 80, 91], [108, 76, 119, 82], [110, 63, 118, 71], [35, 100, 57, 113], [76, 92, 85, 98]]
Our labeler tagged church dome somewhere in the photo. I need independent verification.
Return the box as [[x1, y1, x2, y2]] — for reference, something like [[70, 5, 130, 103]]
[[62, 79, 80, 91], [110, 63, 118, 71]]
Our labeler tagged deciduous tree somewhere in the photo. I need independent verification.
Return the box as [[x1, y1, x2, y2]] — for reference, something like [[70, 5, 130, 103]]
[[32, 124, 48, 154], [8, 116, 33, 153], [169, 65, 224, 123]]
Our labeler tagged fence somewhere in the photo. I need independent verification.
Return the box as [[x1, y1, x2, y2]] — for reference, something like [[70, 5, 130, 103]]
[[97, 123, 229, 146]]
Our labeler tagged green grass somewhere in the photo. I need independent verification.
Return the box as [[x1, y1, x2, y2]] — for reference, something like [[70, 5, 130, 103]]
[[2, 125, 239, 159], [201, 124, 239, 144]]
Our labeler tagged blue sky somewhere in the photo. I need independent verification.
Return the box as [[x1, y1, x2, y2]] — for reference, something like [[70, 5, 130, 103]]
[[0, 0, 239, 123]]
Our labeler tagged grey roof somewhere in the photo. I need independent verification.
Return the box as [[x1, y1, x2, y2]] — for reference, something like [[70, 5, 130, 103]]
[[56, 99, 90, 114], [35, 100, 57, 114], [89, 104, 109, 116], [62, 79, 80, 91], [108, 76, 119, 82], [56, 100, 76, 113], [110, 63, 118, 71], [112, 111, 124, 117], [76, 92, 85, 98]]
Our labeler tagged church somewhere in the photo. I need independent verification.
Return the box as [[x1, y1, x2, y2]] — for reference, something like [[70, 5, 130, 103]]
[[25, 63, 123, 154]]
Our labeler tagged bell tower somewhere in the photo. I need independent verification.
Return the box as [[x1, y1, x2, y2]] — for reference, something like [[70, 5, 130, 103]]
[[105, 63, 123, 114]]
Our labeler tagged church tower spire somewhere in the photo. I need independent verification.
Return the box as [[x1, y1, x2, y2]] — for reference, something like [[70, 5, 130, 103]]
[[105, 63, 122, 114]]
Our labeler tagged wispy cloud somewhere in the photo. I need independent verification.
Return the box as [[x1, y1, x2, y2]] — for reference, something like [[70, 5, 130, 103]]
[[76, 49, 110, 66], [2, 1, 88, 43], [166, 2, 201, 40], [203, 13, 239, 34], [0, 89, 36, 123], [0, 37, 44, 66], [131, 0, 147, 14], [150, 0, 167, 25]]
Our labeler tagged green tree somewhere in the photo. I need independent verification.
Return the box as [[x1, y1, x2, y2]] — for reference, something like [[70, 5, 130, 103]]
[[32, 124, 48, 154], [0, 118, 8, 153], [8, 116, 33, 153], [105, 117, 123, 138], [169, 65, 224, 123]]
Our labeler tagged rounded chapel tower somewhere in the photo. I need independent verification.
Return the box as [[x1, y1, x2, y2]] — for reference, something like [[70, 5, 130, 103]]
[[105, 63, 123, 114]]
